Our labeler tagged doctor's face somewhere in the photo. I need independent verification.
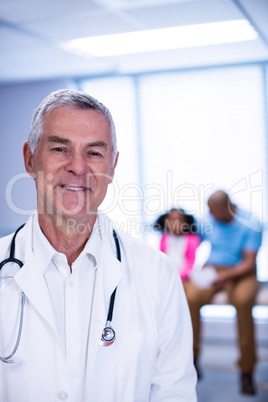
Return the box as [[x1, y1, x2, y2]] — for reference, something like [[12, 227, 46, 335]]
[[23, 106, 118, 222]]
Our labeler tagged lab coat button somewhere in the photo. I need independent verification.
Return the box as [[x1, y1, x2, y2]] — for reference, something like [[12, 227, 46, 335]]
[[72, 371, 79, 379], [58, 391, 68, 400]]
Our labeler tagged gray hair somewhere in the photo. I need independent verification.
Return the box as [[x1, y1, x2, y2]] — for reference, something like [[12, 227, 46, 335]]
[[28, 89, 117, 160]]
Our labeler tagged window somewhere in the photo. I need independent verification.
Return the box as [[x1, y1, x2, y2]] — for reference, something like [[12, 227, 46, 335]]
[[82, 77, 142, 236], [81, 64, 267, 281]]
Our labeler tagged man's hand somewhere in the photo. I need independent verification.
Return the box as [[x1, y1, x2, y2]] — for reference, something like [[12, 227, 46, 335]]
[[212, 270, 230, 289], [211, 250, 257, 289]]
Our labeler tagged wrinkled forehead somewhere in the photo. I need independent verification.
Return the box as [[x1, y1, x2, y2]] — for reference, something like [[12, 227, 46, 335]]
[[42, 106, 111, 136]]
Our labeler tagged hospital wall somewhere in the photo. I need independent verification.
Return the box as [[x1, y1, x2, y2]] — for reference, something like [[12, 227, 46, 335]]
[[0, 79, 74, 237], [0, 67, 267, 271]]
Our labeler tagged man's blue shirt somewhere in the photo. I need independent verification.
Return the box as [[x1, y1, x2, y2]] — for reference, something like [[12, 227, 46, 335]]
[[201, 208, 262, 266]]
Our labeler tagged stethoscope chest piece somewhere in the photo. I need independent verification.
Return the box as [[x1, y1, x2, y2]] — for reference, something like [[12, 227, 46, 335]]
[[99, 321, 116, 347]]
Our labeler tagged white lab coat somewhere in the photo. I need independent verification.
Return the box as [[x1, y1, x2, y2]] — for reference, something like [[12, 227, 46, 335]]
[[0, 213, 197, 402]]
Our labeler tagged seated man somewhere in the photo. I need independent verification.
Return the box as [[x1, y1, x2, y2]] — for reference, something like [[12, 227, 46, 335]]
[[186, 190, 262, 395]]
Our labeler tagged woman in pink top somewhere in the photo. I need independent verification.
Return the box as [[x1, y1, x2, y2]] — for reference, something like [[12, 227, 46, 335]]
[[155, 209, 201, 290]]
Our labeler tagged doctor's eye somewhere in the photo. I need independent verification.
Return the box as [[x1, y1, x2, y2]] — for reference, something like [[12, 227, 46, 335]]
[[52, 147, 67, 153], [87, 150, 103, 158]]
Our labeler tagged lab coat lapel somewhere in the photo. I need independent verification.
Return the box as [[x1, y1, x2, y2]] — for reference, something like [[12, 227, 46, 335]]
[[14, 254, 57, 334], [85, 230, 124, 394], [10, 214, 58, 335]]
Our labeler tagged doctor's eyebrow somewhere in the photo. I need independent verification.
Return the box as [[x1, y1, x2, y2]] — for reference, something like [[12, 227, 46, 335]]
[[46, 136, 109, 149], [47, 135, 70, 144], [87, 141, 109, 149]]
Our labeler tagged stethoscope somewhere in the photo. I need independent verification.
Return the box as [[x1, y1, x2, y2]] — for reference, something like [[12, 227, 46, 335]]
[[0, 224, 121, 364], [99, 229, 120, 347]]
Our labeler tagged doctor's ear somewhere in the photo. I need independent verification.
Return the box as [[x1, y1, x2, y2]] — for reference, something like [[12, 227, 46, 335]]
[[23, 142, 35, 178]]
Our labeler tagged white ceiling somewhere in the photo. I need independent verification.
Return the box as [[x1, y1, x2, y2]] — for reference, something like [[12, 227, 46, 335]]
[[0, 0, 268, 84]]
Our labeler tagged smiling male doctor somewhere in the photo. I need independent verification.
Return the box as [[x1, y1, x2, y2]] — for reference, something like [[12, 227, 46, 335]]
[[0, 89, 197, 402]]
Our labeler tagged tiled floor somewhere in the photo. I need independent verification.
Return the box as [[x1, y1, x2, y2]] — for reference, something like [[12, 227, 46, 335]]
[[196, 341, 268, 401]]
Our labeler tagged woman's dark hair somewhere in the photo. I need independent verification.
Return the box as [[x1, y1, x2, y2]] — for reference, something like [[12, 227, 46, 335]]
[[153, 208, 197, 234], [153, 213, 168, 232]]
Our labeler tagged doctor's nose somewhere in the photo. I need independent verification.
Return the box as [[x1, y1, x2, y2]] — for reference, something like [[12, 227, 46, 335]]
[[65, 152, 89, 176]]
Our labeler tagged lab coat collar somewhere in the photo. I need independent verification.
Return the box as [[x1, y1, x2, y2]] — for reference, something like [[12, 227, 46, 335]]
[[96, 212, 124, 298], [14, 214, 59, 334]]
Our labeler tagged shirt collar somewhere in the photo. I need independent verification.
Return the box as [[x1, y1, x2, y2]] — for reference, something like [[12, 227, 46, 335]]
[[32, 213, 60, 275], [32, 213, 102, 275], [74, 216, 102, 270]]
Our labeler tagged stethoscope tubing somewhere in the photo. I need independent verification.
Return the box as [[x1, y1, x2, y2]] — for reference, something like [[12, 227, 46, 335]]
[[0, 224, 25, 271], [107, 230, 121, 323], [0, 223, 25, 364], [0, 292, 25, 364]]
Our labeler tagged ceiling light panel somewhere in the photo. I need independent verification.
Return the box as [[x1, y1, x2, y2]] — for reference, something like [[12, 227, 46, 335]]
[[95, 0, 195, 10], [63, 20, 258, 58]]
